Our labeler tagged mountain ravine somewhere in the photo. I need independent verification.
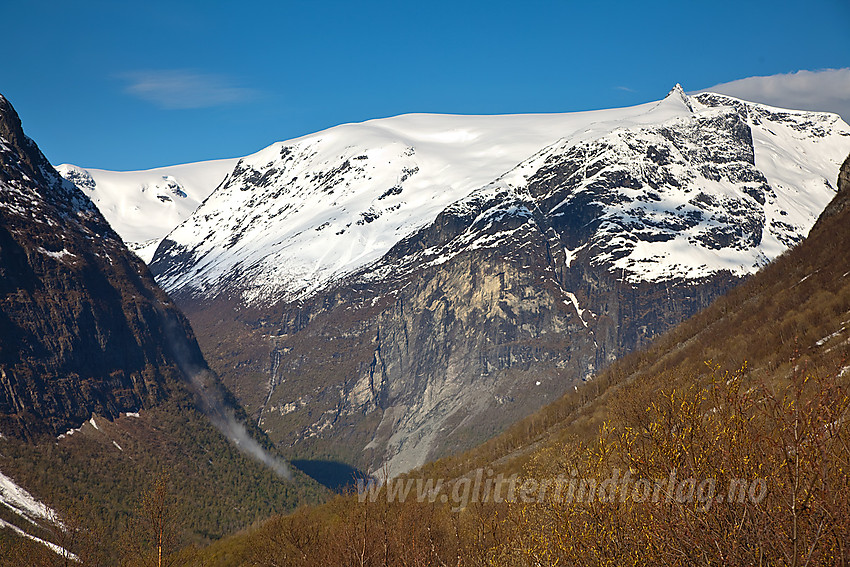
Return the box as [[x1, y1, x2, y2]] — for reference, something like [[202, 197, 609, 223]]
[[137, 88, 850, 478]]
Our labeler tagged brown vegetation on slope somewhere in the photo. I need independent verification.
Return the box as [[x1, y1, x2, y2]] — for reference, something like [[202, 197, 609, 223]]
[[182, 156, 850, 566]]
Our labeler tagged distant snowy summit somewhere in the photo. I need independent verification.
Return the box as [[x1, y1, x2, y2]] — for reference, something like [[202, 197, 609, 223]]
[[59, 86, 850, 303], [56, 158, 238, 261]]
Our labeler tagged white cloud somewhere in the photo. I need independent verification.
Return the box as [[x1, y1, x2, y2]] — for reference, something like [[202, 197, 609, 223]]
[[119, 70, 257, 109], [700, 68, 850, 123]]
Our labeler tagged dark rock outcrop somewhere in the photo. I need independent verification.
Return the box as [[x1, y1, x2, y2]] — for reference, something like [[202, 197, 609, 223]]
[[819, 152, 850, 221], [0, 94, 207, 439]]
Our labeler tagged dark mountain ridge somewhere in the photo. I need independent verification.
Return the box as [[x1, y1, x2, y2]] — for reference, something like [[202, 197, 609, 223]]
[[0, 93, 324, 560], [0, 94, 209, 439]]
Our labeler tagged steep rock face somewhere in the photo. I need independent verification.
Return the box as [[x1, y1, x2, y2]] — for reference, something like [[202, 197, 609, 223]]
[[151, 89, 850, 477], [252, 96, 772, 474], [0, 94, 207, 439], [820, 152, 850, 220], [841, 153, 850, 193], [210, 214, 737, 477]]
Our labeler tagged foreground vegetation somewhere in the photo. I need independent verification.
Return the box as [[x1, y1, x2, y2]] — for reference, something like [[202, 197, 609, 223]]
[[0, 389, 325, 566], [169, 361, 842, 567], [4, 359, 847, 566]]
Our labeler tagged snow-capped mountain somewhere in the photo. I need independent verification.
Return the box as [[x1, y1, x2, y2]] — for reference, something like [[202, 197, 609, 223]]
[[139, 86, 849, 478], [150, 86, 849, 305], [56, 158, 237, 261], [372, 88, 848, 286]]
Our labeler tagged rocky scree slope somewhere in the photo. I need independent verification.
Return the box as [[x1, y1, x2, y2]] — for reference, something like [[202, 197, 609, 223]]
[[146, 88, 850, 478]]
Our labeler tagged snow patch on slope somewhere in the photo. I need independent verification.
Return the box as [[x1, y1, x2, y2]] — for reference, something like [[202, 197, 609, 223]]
[[0, 470, 57, 527], [0, 468, 74, 558], [0, 518, 76, 560]]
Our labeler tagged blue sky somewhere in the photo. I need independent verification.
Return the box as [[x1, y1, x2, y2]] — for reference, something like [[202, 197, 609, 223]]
[[4, 0, 849, 170]]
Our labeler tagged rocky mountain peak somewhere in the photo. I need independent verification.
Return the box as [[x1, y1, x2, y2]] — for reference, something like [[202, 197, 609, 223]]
[[145, 90, 849, 477], [660, 83, 694, 113], [0, 94, 54, 190], [1, 95, 99, 225]]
